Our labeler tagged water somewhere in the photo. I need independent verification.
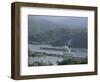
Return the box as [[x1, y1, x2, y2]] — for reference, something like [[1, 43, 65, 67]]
[[28, 44, 87, 66], [28, 56, 63, 66]]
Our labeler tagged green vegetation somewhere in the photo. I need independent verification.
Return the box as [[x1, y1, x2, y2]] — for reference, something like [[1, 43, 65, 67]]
[[57, 57, 87, 65]]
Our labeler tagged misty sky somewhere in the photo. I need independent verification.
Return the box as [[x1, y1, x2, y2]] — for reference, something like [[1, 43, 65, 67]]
[[28, 15, 88, 29]]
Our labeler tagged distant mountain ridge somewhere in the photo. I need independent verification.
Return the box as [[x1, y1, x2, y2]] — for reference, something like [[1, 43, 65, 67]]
[[29, 28, 87, 48]]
